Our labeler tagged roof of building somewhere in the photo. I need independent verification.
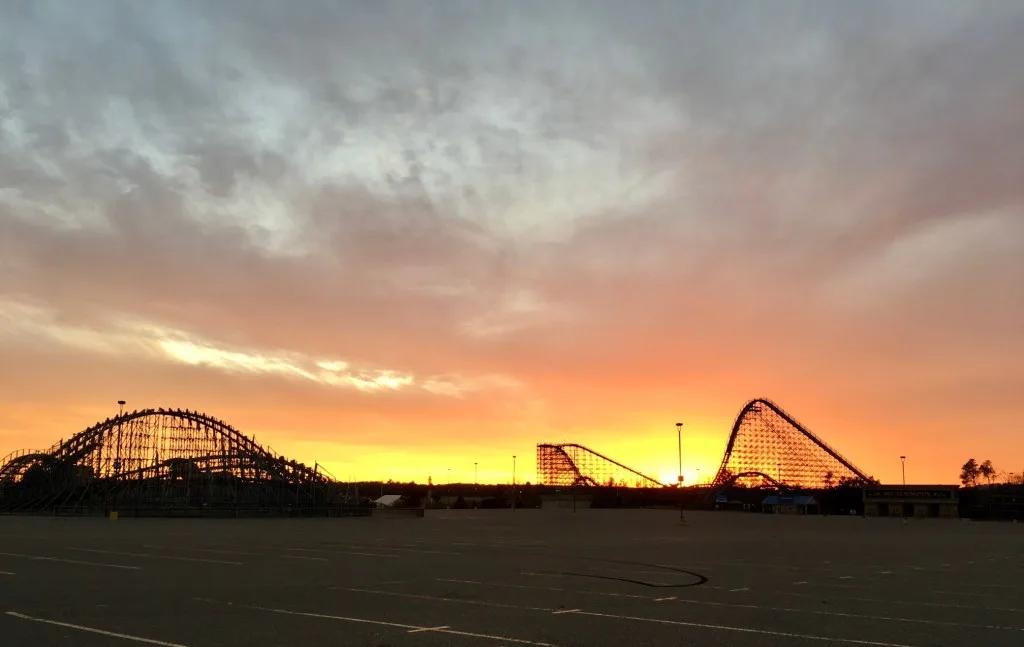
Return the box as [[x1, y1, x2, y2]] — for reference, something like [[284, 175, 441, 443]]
[[762, 494, 817, 506], [374, 494, 403, 507]]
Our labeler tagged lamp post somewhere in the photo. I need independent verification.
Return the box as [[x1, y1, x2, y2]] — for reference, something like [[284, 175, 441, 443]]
[[777, 463, 782, 514], [117, 400, 126, 416], [900, 456, 906, 486], [512, 455, 517, 512], [474, 462, 478, 486], [675, 422, 685, 524]]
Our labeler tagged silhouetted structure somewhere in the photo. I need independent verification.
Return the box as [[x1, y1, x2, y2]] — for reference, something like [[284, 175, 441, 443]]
[[537, 399, 874, 493], [0, 408, 346, 515], [712, 399, 875, 489], [536, 443, 664, 488], [863, 485, 959, 519]]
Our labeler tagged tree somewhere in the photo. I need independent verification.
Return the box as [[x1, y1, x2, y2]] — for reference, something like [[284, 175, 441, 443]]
[[979, 460, 996, 486], [960, 459, 980, 487], [823, 471, 835, 489]]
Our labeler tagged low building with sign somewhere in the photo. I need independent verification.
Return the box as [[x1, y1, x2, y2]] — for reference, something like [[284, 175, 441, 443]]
[[761, 494, 818, 515], [863, 485, 959, 519]]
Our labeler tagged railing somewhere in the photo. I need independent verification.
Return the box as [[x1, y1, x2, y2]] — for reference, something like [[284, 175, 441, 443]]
[[0, 505, 425, 519]]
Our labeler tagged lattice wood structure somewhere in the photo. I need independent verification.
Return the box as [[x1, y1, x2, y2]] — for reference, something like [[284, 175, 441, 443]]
[[712, 399, 875, 489], [536, 443, 664, 488], [0, 408, 341, 513]]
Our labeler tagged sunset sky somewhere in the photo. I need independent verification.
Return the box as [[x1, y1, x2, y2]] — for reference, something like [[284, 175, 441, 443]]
[[1, 1, 1022, 486]]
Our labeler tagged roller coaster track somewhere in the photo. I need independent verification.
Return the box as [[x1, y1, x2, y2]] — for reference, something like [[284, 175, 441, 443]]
[[0, 408, 340, 514], [536, 399, 875, 491], [0, 408, 326, 486], [536, 443, 664, 488], [711, 398, 875, 489]]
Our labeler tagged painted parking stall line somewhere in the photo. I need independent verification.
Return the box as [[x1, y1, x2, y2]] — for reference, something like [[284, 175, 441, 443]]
[[191, 598, 556, 646], [336, 585, 934, 647], [0, 550, 140, 570], [421, 576, 1024, 633], [5, 612, 188, 647], [65, 547, 242, 565]]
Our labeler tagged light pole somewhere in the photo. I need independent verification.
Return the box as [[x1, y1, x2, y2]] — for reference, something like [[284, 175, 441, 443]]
[[117, 400, 126, 416], [900, 456, 906, 486], [512, 455, 517, 512], [777, 463, 782, 514], [675, 422, 685, 524], [474, 462, 478, 486]]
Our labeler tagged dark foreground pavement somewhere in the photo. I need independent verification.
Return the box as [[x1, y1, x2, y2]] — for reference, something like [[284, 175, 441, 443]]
[[1, 509, 1022, 646]]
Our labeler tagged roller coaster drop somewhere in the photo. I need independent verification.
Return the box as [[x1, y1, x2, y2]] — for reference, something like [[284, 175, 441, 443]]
[[536, 399, 875, 491], [2, 398, 876, 515], [0, 408, 344, 515]]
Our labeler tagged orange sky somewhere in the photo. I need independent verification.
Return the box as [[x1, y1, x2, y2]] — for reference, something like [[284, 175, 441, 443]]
[[2, 2, 1023, 486]]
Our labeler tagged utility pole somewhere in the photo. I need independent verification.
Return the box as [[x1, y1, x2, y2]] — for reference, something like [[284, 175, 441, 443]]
[[676, 423, 685, 524], [777, 463, 782, 514], [512, 455, 517, 512]]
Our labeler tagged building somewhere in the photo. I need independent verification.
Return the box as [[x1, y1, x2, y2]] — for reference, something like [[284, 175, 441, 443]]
[[373, 494, 403, 508], [761, 494, 818, 515], [863, 485, 959, 519]]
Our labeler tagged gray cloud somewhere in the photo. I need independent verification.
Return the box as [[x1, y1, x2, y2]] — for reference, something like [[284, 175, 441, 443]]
[[2, 0, 1023, 470]]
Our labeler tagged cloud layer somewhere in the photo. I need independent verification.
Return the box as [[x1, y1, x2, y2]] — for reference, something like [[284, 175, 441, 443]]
[[2, 1, 1023, 482]]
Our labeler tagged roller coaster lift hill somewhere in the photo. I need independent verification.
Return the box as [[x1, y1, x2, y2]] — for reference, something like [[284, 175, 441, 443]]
[[1, 399, 875, 515]]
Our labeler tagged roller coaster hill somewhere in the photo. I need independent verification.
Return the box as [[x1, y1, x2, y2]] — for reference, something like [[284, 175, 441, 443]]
[[536, 398, 878, 509], [0, 408, 358, 517]]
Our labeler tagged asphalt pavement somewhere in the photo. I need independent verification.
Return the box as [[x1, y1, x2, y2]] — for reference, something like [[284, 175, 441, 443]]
[[1, 509, 1022, 646]]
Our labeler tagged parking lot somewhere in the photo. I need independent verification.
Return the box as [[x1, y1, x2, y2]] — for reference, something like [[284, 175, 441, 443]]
[[1, 509, 1022, 646]]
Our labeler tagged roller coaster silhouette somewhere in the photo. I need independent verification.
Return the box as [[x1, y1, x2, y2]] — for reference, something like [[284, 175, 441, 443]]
[[0, 408, 345, 515], [0, 398, 875, 515], [537, 398, 875, 490]]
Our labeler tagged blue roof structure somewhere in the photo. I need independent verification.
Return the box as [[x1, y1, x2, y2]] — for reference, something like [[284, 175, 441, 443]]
[[762, 494, 817, 506]]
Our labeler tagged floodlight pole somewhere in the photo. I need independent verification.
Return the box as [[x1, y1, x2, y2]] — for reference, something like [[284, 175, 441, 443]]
[[512, 455, 517, 512], [676, 422, 685, 524]]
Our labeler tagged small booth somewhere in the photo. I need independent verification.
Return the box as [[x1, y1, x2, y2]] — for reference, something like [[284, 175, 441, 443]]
[[863, 485, 959, 519], [762, 494, 818, 515]]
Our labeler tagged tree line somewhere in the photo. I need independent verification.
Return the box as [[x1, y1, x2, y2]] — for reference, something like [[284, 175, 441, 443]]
[[960, 458, 1024, 486]]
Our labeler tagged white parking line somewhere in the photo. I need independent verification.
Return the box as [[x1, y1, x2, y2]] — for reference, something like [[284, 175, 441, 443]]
[[408, 625, 450, 633], [327, 543, 463, 556], [283, 547, 399, 558], [65, 548, 242, 565], [335, 587, 550, 612], [778, 590, 1024, 613], [281, 555, 327, 562], [0, 571, 14, 575], [5, 611, 187, 646], [0, 551, 140, 570], [437, 578, 648, 600], [433, 577, 1024, 632], [565, 609, 921, 647], [142, 545, 259, 556], [191, 598, 554, 646]]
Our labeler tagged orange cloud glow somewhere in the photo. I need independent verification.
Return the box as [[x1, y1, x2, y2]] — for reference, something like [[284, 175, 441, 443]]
[[2, 2, 1023, 486]]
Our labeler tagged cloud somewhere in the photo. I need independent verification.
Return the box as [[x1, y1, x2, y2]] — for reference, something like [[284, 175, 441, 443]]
[[1, 1, 1023, 481]]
